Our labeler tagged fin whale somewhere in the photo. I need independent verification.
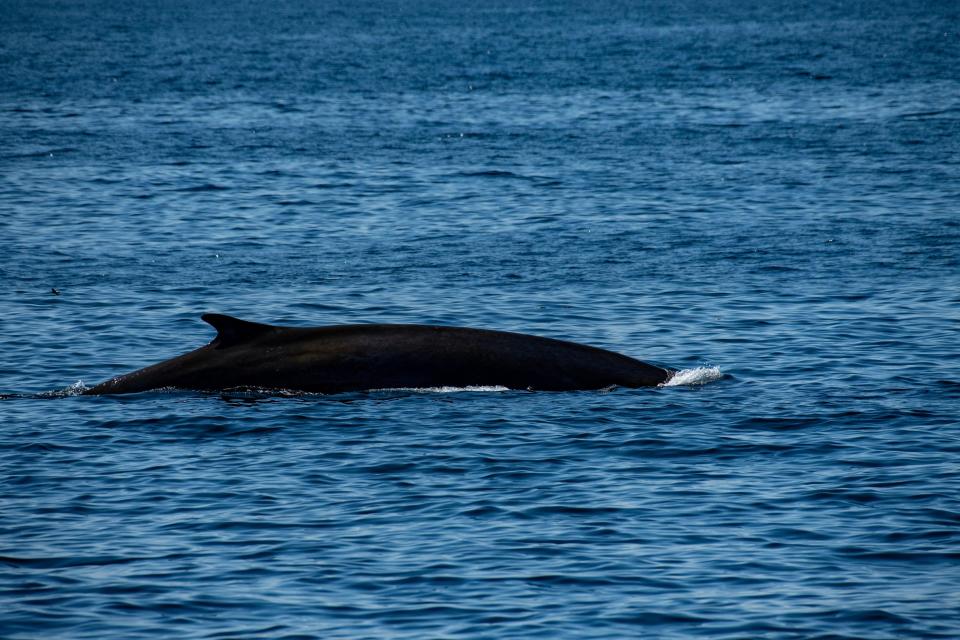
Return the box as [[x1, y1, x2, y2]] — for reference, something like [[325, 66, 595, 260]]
[[83, 314, 674, 395]]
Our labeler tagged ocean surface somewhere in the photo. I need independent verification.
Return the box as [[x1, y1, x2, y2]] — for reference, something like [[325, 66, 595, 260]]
[[2, 1, 959, 638]]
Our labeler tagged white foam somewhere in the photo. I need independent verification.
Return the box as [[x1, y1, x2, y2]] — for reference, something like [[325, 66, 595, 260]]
[[376, 385, 511, 393], [662, 366, 723, 387], [66, 380, 88, 395], [34, 380, 89, 398]]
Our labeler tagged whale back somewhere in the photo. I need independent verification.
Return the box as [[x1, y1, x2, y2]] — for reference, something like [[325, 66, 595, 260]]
[[84, 314, 672, 394]]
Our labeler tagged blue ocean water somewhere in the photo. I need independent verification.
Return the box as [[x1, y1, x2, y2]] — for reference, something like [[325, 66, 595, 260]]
[[2, 0, 959, 637]]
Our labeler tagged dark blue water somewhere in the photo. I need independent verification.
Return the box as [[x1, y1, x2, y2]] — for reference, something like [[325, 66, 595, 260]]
[[2, 1, 959, 638]]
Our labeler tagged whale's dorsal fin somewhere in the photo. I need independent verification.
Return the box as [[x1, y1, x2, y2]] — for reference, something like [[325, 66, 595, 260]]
[[202, 313, 275, 348]]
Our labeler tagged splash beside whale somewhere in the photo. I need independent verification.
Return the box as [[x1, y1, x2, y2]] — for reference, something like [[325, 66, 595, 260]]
[[83, 314, 674, 395]]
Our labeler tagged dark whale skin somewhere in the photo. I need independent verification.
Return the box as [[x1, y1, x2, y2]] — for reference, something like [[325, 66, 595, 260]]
[[83, 314, 673, 395]]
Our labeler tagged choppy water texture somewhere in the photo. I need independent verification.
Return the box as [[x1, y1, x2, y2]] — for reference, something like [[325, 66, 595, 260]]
[[2, 1, 959, 638]]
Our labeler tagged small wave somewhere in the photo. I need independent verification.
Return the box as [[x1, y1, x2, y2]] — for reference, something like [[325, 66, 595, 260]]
[[900, 106, 960, 120], [38, 381, 89, 398], [455, 170, 537, 180], [175, 183, 229, 192], [1, 381, 89, 400], [663, 366, 723, 387], [6, 147, 79, 159]]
